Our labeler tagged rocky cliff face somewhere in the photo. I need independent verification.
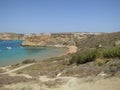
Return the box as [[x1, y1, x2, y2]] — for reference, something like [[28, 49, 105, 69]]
[[0, 33, 24, 40], [22, 33, 94, 47]]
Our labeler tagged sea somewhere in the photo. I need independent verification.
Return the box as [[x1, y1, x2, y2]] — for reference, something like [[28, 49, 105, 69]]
[[0, 40, 67, 66]]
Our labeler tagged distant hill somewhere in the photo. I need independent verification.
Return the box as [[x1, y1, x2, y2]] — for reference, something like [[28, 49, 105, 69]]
[[76, 32, 120, 49], [0, 33, 24, 40]]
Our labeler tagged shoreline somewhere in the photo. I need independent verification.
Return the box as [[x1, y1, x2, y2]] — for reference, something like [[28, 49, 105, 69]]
[[0, 45, 120, 90], [21, 44, 78, 54], [0, 45, 78, 75], [0, 55, 120, 90], [0, 45, 77, 67]]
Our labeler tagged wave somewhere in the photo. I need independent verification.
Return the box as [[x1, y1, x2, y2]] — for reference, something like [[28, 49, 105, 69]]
[[6, 47, 12, 50], [20, 46, 23, 48]]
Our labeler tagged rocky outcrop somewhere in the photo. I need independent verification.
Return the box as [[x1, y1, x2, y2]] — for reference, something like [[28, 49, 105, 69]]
[[21, 33, 93, 47], [114, 40, 120, 46], [0, 33, 24, 40], [21, 33, 99, 54]]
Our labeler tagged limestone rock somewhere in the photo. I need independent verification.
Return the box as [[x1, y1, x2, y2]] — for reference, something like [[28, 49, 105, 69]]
[[114, 40, 120, 46], [0, 33, 24, 40]]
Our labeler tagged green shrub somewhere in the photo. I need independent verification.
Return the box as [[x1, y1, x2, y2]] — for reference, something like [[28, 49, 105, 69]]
[[76, 50, 97, 64], [96, 49, 104, 58], [103, 47, 120, 58], [86, 50, 97, 61], [69, 55, 78, 64], [70, 49, 97, 64], [97, 62, 104, 66], [69, 46, 120, 65], [22, 59, 36, 64]]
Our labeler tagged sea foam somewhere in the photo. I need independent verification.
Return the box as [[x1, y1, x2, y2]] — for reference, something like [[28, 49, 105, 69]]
[[6, 47, 12, 50]]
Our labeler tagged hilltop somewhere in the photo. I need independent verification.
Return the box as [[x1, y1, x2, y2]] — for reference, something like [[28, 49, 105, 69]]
[[76, 32, 120, 49]]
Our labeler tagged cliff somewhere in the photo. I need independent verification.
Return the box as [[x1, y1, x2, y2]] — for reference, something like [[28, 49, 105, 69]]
[[21, 33, 100, 54], [0, 33, 24, 40], [21, 33, 93, 47]]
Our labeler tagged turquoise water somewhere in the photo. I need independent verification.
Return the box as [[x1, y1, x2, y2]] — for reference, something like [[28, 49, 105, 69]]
[[0, 40, 67, 66]]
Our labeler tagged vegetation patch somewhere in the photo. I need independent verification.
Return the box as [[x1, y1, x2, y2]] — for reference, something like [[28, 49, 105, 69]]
[[0, 69, 5, 73], [70, 46, 120, 65], [0, 75, 32, 86], [103, 47, 120, 58], [22, 59, 36, 64]]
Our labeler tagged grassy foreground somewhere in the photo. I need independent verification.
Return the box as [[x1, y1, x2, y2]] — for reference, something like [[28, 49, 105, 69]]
[[70, 46, 120, 65]]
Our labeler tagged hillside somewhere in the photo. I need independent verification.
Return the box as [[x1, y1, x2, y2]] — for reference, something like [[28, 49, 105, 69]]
[[0, 33, 24, 40], [0, 32, 120, 90], [76, 32, 120, 49], [21, 32, 100, 47]]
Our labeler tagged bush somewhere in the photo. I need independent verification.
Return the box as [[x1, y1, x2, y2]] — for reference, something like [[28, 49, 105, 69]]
[[103, 47, 120, 58], [22, 59, 36, 64], [70, 46, 120, 65], [69, 55, 78, 64], [77, 50, 97, 64], [70, 49, 97, 64]]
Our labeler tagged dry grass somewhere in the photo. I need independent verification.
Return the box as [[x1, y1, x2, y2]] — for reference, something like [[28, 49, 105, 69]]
[[76, 32, 120, 48], [0, 75, 33, 86]]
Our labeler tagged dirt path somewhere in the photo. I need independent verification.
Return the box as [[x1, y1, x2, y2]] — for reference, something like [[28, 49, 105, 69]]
[[66, 45, 78, 54], [0, 63, 34, 75], [51, 77, 120, 90], [0, 61, 120, 90]]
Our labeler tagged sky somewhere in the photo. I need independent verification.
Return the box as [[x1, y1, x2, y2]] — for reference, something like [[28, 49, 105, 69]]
[[0, 0, 120, 33]]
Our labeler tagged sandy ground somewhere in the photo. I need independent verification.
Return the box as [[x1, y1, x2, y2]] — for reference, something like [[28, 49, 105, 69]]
[[66, 45, 78, 54], [1, 76, 120, 90], [0, 63, 34, 78], [0, 57, 120, 90], [52, 77, 120, 90], [0, 62, 120, 90]]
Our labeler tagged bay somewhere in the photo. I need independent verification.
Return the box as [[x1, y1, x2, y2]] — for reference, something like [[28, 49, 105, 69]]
[[0, 40, 67, 66]]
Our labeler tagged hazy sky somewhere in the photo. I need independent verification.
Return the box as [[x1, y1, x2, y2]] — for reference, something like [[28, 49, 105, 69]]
[[0, 0, 120, 33]]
